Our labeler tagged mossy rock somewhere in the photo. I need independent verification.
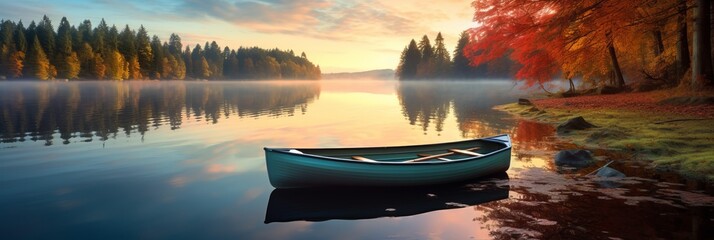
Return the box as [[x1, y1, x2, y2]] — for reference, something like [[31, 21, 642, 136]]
[[596, 167, 626, 178], [557, 116, 597, 134], [518, 98, 533, 105], [554, 149, 594, 168]]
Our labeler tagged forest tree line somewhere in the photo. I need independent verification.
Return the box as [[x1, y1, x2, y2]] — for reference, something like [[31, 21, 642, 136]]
[[396, 32, 516, 80], [466, 0, 714, 91], [0, 16, 321, 80]]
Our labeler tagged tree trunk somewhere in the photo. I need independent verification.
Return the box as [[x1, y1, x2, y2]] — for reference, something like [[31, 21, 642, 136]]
[[692, 0, 713, 88], [608, 42, 625, 88], [653, 30, 665, 56], [677, 0, 691, 78]]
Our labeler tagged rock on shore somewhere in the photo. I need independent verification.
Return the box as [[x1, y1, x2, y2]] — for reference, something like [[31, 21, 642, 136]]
[[554, 150, 594, 168]]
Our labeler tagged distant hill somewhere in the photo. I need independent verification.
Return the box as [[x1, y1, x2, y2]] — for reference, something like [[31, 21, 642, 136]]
[[322, 69, 395, 80]]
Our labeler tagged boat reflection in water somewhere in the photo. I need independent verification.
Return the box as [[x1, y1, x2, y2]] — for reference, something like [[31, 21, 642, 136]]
[[264, 173, 509, 223]]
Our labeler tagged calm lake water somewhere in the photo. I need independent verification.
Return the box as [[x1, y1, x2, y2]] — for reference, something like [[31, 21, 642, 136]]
[[1, 80, 713, 239]]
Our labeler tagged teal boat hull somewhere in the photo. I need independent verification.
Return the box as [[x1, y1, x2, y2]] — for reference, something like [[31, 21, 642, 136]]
[[264, 135, 511, 188]]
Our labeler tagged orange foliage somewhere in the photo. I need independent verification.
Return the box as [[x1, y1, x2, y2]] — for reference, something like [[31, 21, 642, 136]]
[[467, 0, 681, 86], [8, 51, 24, 78]]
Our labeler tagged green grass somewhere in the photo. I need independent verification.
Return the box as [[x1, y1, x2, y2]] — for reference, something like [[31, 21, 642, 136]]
[[496, 103, 714, 181]]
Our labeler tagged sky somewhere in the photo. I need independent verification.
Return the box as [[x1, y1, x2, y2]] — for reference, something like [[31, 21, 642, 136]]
[[0, 0, 478, 73]]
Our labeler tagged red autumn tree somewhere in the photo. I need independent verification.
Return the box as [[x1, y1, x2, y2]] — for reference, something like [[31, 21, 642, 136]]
[[466, 0, 686, 89]]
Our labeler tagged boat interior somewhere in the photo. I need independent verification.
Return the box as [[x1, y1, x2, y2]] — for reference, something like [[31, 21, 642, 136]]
[[288, 138, 509, 163]]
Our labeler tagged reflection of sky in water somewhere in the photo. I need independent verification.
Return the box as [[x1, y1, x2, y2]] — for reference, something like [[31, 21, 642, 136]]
[[0, 80, 712, 239]]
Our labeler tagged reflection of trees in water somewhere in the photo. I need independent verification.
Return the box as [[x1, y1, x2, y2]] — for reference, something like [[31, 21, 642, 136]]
[[396, 81, 516, 136], [510, 120, 557, 164], [0, 81, 320, 145], [512, 120, 554, 148], [396, 82, 450, 132], [476, 185, 712, 240]]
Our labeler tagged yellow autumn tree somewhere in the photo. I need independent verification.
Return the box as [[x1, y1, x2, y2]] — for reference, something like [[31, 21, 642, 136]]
[[8, 50, 24, 78], [25, 36, 51, 80], [105, 50, 127, 80], [128, 56, 142, 79], [93, 53, 106, 80], [64, 52, 81, 79]]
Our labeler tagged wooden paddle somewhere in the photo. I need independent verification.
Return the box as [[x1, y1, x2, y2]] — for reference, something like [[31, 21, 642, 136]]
[[405, 147, 480, 163]]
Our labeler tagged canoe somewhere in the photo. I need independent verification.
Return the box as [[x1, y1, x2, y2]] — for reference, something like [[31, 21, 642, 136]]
[[264, 173, 509, 223], [264, 134, 511, 188]]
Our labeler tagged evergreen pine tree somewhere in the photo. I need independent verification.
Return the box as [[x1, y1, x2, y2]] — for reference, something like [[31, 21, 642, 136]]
[[168, 33, 182, 56], [416, 35, 434, 78], [36, 15, 55, 63], [207, 41, 223, 78], [77, 42, 94, 78], [25, 21, 37, 52], [191, 44, 203, 79], [398, 39, 421, 80], [150, 35, 163, 78], [433, 32, 451, 78], [1, 20, 16, 49], [0, 20, 14, 77], [136, 25, 152, 77], [183, 46, 193, 78], [77, 20, 92, 45], [452, 31, 472, 79], [418, 35, 433, 61], [118, 25, 136, 60], [106, 25, 119, 52], [14, 21, 27, 53], [70, 25, 80, 52], [56, 17, 77, 79], [55, 17, 72, 56], [93, 19, 108, 55]]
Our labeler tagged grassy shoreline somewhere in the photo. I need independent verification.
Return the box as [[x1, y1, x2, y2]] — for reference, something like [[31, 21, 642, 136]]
[[495, 102, 714, 182]]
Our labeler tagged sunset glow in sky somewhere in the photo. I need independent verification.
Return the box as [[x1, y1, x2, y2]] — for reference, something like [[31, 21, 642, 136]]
[[0, 0, 478, 73]]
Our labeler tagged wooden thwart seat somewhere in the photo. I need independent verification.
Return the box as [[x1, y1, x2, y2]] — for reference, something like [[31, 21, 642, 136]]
[[352, 156, 378, 162], [405, 147, 480, 163], [448, 148, 484, 157], [417, 154, 452, 161]]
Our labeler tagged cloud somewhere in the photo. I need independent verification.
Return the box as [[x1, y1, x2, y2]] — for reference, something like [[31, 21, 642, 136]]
[[0, 2, 59, 22], [173, 0, 432, 41], [177, 0, 330, 34]]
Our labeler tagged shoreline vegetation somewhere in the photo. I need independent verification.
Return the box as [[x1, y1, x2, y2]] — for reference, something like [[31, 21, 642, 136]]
[[495, 89, 714, 182], [0, 15, 321, 81], [455, 0, 714, 184]]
